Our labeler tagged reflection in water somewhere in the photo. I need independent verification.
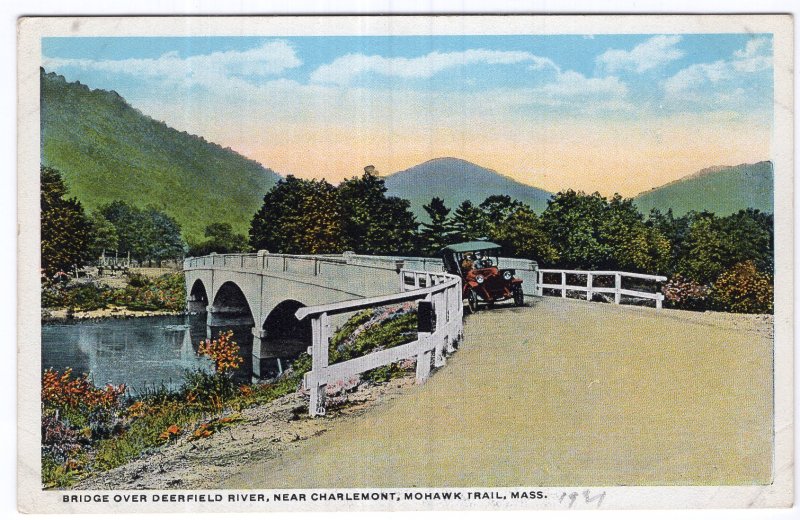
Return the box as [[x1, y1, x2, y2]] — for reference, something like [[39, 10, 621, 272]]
[[41, 314, 303, 396]]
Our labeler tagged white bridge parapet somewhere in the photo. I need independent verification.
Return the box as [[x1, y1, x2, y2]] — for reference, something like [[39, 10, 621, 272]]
[[296, 269, 463, 417]]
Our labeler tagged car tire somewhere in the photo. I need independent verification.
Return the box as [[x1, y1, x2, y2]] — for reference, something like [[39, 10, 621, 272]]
[[467, 289, 479, 313], [513, 285, 524, 306]]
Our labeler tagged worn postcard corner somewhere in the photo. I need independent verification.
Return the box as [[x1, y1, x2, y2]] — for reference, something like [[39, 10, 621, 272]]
[[16, 13, 793, 514]]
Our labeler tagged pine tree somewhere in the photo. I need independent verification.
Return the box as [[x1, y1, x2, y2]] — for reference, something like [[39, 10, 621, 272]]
[[40, 166, 95, 276], [418, 197, 454, 255]]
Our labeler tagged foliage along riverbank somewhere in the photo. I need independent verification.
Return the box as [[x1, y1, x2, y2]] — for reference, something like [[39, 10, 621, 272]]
[[41, 304, 417, 489], [41, 271, 186, 321]]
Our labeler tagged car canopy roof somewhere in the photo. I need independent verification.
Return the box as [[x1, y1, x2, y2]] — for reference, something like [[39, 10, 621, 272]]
[[439, 241, 501, 254]]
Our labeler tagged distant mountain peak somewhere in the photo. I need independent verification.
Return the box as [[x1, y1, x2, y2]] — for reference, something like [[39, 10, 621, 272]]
[[384, 157, 552, 221]]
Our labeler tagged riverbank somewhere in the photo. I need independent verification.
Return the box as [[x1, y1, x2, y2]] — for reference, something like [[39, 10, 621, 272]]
[[42, 306, 185, 323], [41, 271, 186, 322]]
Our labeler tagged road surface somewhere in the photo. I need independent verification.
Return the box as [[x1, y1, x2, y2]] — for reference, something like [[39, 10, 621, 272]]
[[224, 297, 773, 488]]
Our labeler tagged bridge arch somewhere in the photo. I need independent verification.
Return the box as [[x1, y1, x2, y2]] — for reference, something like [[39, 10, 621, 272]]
[[262, 300, 312, 344], [209, 281, 255, 327], [187, 279, 209, 313]]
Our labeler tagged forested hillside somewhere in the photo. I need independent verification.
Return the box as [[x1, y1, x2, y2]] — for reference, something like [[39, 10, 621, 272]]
[[40, 68, 280, 243]]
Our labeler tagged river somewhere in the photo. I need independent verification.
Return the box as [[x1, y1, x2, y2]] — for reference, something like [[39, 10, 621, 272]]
[[41, 314, 292, 396]]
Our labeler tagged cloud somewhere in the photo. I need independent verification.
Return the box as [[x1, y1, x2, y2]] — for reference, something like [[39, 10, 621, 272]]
[[597, 35, 684, 73], [536, 70, 627, 99], [42, 40, 302, 88], [732, 37, 772, 72], [309, 49, 559, 86], [663, 37, 772, 96]]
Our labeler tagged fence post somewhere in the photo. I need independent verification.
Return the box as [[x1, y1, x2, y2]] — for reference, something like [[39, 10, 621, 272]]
[[537, 270, 543, 296], [587, 273, 593, 301], [416, 295, 433, 384], [308, 312, 330, 417], [433, 291, 446, 368], [445, 286, 457, 353], [561, 272, 567, 298], [614, 273, 622, 304]]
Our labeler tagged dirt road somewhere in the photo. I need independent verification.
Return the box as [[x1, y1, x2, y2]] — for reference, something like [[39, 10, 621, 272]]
[[224, 297, 773, 488]]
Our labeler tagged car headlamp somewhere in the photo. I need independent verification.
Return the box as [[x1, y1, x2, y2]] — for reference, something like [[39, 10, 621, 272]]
[[476, 275, 485, 284], [503, 270, 512, 281]]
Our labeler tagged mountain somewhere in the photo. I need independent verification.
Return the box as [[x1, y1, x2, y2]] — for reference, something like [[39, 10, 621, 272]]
[[40, 69, 281, 243], [383, 157, 552, 221], [633, 161, 774, 217]]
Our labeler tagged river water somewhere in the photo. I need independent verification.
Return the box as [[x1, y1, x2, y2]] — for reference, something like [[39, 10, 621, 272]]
[[41, 315, 287, 396]]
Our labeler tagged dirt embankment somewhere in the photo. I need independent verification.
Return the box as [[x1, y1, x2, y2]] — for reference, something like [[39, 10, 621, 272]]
[[73, 376, 418, 490]]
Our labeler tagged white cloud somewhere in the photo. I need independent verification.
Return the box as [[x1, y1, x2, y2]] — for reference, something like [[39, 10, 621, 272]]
[[597, 35, 684, 73], [537, 70, 627, 98], [663, 60, 730, 95], [732, 37, 772, 72], [663, 37, 772, 97], [309, 49, 559, 86], [42, 40, 302, 88]]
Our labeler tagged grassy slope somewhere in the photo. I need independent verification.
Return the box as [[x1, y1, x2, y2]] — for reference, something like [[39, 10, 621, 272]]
[[40, 69, 281, 243], [633, 161, 773, 216], [383, 157, 552, 221]]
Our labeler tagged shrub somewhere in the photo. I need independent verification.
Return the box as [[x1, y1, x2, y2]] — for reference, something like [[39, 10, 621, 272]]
[[198, 330, 243, 375], [662, 275, 710, 311], [712, 261, 774, 314], [41, 412, 83, 464]]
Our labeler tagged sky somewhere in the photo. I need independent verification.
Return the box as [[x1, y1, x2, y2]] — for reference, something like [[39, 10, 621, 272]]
[[41, 33, 774, 196]]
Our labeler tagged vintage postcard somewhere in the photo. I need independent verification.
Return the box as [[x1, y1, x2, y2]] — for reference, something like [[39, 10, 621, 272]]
[[17, 14, 793, 513]]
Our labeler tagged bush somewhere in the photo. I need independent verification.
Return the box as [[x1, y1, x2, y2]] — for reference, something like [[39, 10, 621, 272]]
[[662, 275, 710, 311], [111, 272, 186, 311], [712, 261, 773, 314]]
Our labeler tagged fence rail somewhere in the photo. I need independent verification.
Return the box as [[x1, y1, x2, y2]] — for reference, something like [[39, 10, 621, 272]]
[[537, 269, 667, 309], [295, 269, 463, 417]]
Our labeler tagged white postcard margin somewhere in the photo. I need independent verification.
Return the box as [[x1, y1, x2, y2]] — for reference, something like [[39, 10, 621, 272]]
[[16, 14, 794, 513]]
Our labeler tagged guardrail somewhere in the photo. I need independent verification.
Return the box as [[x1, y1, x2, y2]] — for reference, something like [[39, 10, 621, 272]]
[[537, 269, 667, 309], [295, 269, 463, 417]]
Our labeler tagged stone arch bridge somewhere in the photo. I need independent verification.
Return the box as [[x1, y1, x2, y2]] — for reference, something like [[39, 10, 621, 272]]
[[184, 251, 539, 377]]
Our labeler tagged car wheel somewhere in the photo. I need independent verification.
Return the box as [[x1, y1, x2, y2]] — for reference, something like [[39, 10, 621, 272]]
[[467, 289, 479, 313], [513, 285, 524, 306]]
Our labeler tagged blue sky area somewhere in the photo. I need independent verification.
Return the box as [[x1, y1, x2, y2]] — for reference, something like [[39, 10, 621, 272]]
[[40, 33, 774, 194]]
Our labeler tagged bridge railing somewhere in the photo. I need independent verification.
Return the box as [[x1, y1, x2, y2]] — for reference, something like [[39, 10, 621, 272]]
[[537, 269, 667, 309], [295, 269, 463, 417]]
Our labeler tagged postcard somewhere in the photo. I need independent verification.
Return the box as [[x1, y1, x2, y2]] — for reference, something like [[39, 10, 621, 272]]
[[17, 14, 793, 513]]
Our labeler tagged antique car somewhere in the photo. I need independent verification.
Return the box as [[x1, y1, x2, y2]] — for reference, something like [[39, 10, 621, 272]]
[[440, 241, 524, 312]]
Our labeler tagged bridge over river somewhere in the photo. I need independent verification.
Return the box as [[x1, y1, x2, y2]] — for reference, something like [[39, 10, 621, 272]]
[[184, 251, 538, 379]]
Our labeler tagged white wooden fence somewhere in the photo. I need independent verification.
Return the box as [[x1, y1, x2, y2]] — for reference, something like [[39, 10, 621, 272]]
[[537, 269, 667, 309], [295, 269, 463, 417]]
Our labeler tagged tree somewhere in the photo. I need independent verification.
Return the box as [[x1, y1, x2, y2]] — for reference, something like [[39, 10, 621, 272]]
[[674, 209, 773, 285], [450, 200, 489, 243], [40, 166, 95, 276], [144, 207, 185, 263], [88, 212, 118, 259], [337, 168, 418, 255], [540, 190, 610, 269], [599, 195, 670, 273], [189, 222, 249, 256], [99, 201, 185, 264], [417, 197, 455, 255], [490, 205, 558, 265], [250, 176, 345, 254]]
